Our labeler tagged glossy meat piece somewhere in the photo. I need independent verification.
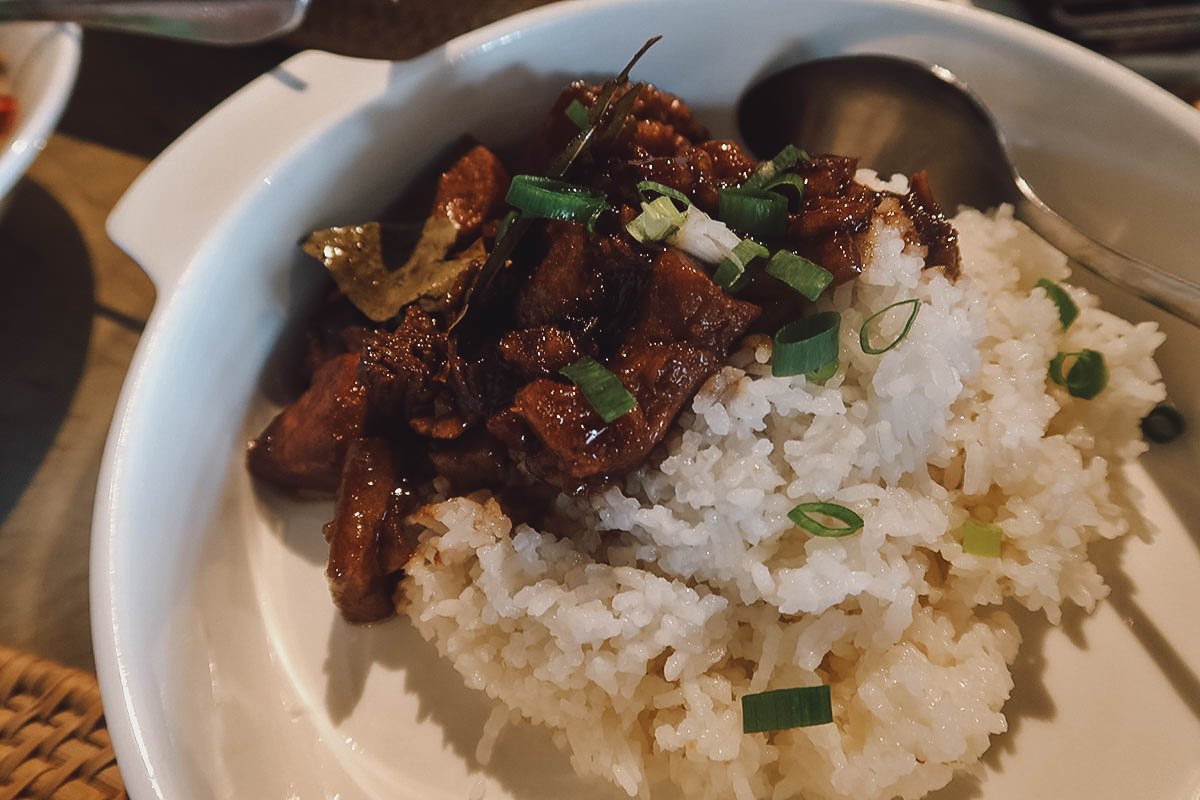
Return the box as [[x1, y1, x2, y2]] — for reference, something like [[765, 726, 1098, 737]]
[[378, 483, 419, 574], [514, 220, 601, 328], [902, 170, 962, 279], [622, 249, 760, 356], [445, 341, 525, 421], [774, 154, 881, 285], [302, 291, 371, 380], [505, 342, 714, 482], [499, 326, 582, 379], [324, 438, 410, 623], [798, 153, 859, 196], [427, 429, 510, 493], [788, 191, 878, 238], [520, 82, 710, 176], [356, 306, 446, 428], [432, 144, 510, 246], [247, 352, 367, 495], [802, 229, 867, 285], [500, 251, 757, 485]]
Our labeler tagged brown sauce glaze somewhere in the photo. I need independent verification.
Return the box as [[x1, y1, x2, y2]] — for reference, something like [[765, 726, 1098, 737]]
[[247, 82, 962, 622]]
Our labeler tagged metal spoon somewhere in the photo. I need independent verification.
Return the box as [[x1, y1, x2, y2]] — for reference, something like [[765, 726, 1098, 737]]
[[737, 54, 1200, 328], [0, 0, 309, 45]]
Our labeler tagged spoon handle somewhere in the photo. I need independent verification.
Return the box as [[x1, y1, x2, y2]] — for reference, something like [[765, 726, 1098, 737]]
[[0, 0, 309, 45], [1013, 182, 1200, 328]]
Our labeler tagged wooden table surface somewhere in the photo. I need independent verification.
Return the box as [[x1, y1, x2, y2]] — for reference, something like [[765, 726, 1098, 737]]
[[0, 3, 1195, 675]]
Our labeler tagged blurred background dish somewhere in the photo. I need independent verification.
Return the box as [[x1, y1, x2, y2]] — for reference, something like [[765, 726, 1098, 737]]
[[0, 21, 79, 216]]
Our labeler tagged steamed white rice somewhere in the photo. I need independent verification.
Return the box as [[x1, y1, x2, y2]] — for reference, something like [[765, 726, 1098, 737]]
[[401, 171, 1165, 800]]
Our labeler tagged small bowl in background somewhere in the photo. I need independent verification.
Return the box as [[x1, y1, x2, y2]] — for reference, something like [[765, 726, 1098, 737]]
[[0, 22, 81, 217]]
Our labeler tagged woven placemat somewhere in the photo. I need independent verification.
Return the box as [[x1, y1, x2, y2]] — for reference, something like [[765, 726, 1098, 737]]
[[0, 646, 125, 800]]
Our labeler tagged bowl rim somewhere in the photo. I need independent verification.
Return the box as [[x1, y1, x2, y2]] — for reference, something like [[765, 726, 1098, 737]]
[[91, 1, 1200, 798]]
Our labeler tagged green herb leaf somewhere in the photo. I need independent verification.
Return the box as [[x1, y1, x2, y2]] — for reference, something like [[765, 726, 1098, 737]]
[[742, 686, 832, 733], [560, 357, 638, 423], [860, 299, 920, 355], [773, 312, 840, 377], [787, 502, 864, 537], [1048, 349, 1108, 399], [303, 216, 483, 323], [961, 518, 1003, 557], [765, 250, 833, 301], [1035, 278, 1079, 330]]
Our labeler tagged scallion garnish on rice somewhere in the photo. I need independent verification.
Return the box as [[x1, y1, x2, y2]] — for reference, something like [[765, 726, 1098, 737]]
[[765, 250, 833, 301], [805, 358, 839, 383], [1034, 278, 1079, 330], [506, 175, 609, 231], [718, 187, 788, 238], [1048, 349, 1108, 399], [787, 502, 864, 537], [742, 686, 832, 733], [772, 312, 840, 377], [961, 518, 1003, 557], [859, 298, 920, 355], [560, 357, 637, 423], [565, 98, 590, 130]]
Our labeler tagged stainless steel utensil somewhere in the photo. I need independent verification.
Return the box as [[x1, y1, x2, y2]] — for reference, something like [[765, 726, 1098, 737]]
[[737, 54, 1200, 327], [0, 0, 309, 45]]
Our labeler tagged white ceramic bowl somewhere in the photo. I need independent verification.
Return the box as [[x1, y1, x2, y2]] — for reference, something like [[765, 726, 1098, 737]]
[[96, 1, 1200, 798], [0, 21, 80, 216]]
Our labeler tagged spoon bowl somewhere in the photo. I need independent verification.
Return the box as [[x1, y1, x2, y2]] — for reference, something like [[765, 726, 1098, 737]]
[[737, 54, 1200, 327]]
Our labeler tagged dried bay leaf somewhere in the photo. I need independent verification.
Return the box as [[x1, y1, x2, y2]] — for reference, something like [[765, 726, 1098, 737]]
[[303, 215, 482, 322]]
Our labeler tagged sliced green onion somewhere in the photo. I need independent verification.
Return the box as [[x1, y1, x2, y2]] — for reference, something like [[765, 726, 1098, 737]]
[[773, 312, 840, 377], [859, 299, 920, 355], [565, 98, 590, 130], [636, 180, 690, 209], [765, 250, 833, 301], [759, 172, 807, 202], [506, 175, 609, 231], [626, 195, 687, 243], [961, 518, 1003, 557], [1048, 349, 1108, 399], [718, 187, 787, 238], [742, 685, 832, 733], [741, 145, 809, 193], [1034, 278, 1079, 330], [713, 238, 769, 290], [560, 357, 637, 423], [806, 358, 838, 383], [787, 502, 864, 537]]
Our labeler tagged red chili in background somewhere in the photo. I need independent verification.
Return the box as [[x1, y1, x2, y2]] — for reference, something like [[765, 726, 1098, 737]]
[[0, 94, 15, 139]]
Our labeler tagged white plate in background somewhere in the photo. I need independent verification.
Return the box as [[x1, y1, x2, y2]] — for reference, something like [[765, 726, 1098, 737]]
[[0, 22, 79, 215]]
